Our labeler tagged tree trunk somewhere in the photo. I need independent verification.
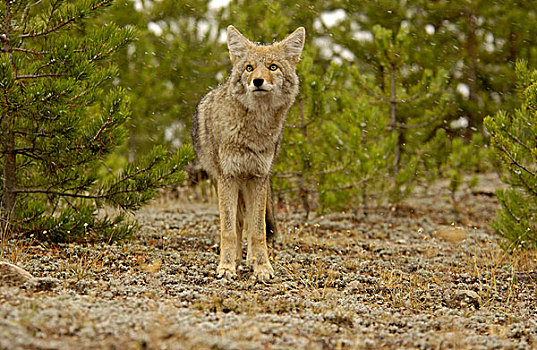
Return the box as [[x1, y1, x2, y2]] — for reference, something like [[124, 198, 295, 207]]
[[128, 123, 137, 162], [1, 114, 17, 220], [390, 63, 401, 176], [298, 99, 310, 220], [1, 6, 17, 221], [465, 5, 480, 128]]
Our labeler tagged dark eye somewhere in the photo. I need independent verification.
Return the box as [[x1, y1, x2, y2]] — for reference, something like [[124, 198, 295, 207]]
[[269, 64, 278, 71], [245, 65, 254, 72]]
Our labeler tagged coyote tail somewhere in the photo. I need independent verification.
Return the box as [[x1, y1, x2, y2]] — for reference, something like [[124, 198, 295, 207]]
[[266, 185, 277, 243]]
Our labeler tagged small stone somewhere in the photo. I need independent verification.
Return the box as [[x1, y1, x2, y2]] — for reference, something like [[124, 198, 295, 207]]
[[0, 261, 34, 287], [445, 290, 482, 309], [345, 280, 361, 293], [436, 225, 466, 243], [24, 277, 61, 292]]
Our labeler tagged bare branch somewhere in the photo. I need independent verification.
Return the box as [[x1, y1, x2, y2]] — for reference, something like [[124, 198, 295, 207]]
[[322, 177, 372, 192], [285, 119, 315, 129], [275, 177, 371, 195], [276, 165, 347, 179], [315, 165, 348, 176]]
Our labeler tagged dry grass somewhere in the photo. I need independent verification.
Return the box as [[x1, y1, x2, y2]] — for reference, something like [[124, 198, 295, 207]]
[[1, 174, 536, 349], [0, 221, 37, 264]]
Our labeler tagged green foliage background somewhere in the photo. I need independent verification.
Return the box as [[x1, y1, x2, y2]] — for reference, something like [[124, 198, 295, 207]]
[[2, 0, 537, 245], [97, 0, 536, 212]]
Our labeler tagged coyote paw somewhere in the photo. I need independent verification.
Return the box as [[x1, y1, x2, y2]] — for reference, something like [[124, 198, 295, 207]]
[[216, 264, 237, 280], [252, 263, 274, 283]]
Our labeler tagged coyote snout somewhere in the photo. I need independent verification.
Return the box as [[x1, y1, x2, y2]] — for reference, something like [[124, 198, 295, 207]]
[[251, 78, 272, 93], [190, 25, 305, 282], [245, 64, 278, 96]]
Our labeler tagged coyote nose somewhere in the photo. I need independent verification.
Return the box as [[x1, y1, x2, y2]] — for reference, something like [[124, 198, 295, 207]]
[[253, 78, 264, 87]]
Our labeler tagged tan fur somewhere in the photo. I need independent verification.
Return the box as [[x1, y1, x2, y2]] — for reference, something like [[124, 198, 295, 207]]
[[191, 25, 305, 281]]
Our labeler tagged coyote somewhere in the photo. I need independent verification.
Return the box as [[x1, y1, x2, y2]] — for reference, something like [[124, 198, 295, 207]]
[[191, 25, 305, 281]]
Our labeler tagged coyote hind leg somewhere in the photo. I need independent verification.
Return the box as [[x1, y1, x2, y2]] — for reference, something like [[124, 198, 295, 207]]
[[236, 193, 245, 266]]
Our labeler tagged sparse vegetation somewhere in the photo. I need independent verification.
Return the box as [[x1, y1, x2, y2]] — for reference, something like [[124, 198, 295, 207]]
[[1, 179, 536, 349], [1, 0, 537, 349], [485, 61, 537, 250]]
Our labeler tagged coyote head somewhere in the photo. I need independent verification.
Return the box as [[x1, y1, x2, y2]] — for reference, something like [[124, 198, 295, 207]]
[[227, 25, 305, 110]]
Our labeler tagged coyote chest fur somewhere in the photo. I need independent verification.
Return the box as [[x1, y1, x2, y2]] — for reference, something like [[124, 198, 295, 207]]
[[191, 25, 305, 281]]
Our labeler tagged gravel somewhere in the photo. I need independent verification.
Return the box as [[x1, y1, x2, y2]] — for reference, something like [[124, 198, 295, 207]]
[[1, 174, 536, 349]]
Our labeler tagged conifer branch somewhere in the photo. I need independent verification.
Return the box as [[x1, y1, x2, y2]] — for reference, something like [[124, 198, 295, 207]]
[[19, 1, 112, 39], [33, 59, 59, 76], [11, 149, 45, 162], [505, 129, 533, 153], [106, 158, 162, 193], [13, 160, 183, 205], [499, 194, 522, 224], [394, 115, 441, 129], [89, 41, 129, 63], [498, 144, 536, 177], [15, 73, 66, 80], [12, 47, 50, 55], [17, 88, 71, 110], [68, 89, 92, 103], [13, 188, 103, 199], [275, 172, 304, 178], [21, 1, 42, 26], [46, 0, 61, 29], [517, 171, 537, 198]]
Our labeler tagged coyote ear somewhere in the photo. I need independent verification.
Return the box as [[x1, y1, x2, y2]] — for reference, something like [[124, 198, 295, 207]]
[[227, 25, 252, 63], [280, 27, 306, 64]]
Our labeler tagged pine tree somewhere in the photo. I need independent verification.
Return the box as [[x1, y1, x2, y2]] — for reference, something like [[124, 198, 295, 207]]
[[102, 0, 226, 160], [273, 59, 357, 216], [331, 0, 537, 134], [0, 0, 193, 242], [354, 25, 451, 203], [424, 0, 537, 131], [484, 61, 537, 250], [273, 58, 394, 216]]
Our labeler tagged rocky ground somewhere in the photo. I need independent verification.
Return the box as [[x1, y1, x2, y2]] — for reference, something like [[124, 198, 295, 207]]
[[1, 174, 536, 349]]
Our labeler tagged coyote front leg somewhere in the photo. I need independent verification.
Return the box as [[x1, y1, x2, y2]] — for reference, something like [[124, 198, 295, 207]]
[[245, 177, 274, 281], [216, 177, 239, 279]]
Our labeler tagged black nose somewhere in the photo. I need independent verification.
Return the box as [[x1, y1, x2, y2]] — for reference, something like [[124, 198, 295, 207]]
[[253, 78, 264, 87]]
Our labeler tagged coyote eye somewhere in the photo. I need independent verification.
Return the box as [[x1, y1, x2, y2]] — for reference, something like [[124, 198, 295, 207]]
[[269, 64, 278, 71], [245, 65, 254, 72]]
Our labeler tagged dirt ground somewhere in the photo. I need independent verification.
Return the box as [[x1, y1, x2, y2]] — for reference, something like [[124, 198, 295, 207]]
[[1, 173, 536, 350]]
